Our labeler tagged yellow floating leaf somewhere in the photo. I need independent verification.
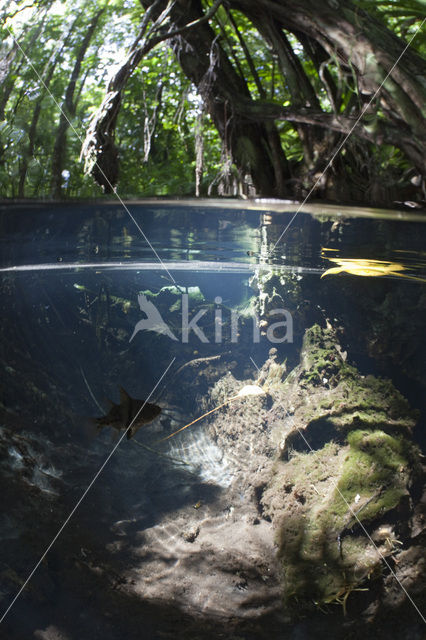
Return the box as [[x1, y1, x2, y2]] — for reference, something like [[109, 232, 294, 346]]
[[320, 255, 426, 282]]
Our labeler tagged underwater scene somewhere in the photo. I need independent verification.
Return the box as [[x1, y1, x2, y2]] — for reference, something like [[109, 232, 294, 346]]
[[0, 201, 425, 639]]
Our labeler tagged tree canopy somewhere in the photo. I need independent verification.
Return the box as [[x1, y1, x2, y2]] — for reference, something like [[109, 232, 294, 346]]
[[0, 0, 425, 203]]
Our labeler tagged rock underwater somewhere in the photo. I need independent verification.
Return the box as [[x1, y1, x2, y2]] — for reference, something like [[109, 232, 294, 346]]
[[257, 324, 425, 620]]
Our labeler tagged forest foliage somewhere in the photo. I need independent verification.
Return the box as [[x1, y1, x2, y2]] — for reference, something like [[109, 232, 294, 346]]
[[0, 0, 425, 202]]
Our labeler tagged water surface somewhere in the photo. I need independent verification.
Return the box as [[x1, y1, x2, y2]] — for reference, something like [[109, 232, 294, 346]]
[[0, 200, 425, 639]]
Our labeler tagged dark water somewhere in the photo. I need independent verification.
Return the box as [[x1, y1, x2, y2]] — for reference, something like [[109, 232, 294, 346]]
[[0, 200, 425, 639]]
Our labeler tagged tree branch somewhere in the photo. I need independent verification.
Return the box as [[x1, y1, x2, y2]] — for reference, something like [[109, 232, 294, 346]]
[[239, 99, 425, 170], [81, 0, 224, 190]]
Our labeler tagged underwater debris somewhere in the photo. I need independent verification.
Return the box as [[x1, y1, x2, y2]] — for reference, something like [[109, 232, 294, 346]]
[[93, 387, 161, 439], [320, 580, 369, 616]]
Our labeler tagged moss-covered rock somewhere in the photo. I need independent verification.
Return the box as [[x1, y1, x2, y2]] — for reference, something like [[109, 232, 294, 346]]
[[277, 324, 417, 457], [261, 324, 422, 615]]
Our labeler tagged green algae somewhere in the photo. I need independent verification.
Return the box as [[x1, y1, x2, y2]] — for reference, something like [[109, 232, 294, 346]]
[[266, 434, 416, 612], [279, 324, 416, 457], [330, 429, 412, 520]]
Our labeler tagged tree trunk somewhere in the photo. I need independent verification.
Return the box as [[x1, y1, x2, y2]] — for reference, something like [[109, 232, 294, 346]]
[[82, 0, 290, 196], [164, 0, 291, 196], [238, 0, 425, 128], [50, 9, 104, 198], [0, 16, 48, 120], [18, 18, 78, 197], [238, 0, 426, 182], [82, 0, 425, 200]]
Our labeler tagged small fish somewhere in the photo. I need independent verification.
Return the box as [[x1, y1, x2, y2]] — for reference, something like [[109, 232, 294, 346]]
[[94, 387, 161, 439]]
